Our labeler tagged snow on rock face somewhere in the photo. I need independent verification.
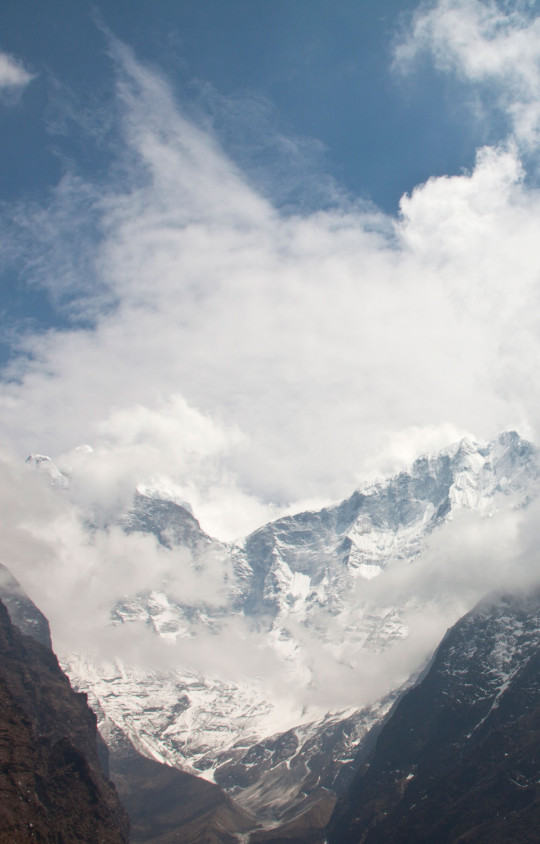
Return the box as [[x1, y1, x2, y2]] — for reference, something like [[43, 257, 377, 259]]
[[236, 431, 537, 616], [65, 651, 403, 822], [226, 431, 538, 669], [64, 654, 283, 776], [57, 431, 539, 823], [25, 453, 69, 488], [440, 590, 540, 710]]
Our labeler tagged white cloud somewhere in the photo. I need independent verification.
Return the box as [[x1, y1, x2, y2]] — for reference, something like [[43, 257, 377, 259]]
[[395, 0, 540, 147], [2, 8, 540, 753], [0, 51, 33, 94], [2, 10, 540, 727], [57, 395, 247, 524], [2, 39, 540, 542]]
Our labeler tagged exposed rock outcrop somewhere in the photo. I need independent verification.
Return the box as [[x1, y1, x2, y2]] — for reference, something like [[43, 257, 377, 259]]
[[0, 596, 129, 842]]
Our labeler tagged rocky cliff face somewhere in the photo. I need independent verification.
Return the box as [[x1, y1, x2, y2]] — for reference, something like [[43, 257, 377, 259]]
[[0, 596, 129, 843], [328, 589, 540, 843]]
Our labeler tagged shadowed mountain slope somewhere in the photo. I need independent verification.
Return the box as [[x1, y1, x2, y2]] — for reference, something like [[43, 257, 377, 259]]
[[328, 590, 540, 843], [0, 596, 129, 843], [107, 727, 257, 844]]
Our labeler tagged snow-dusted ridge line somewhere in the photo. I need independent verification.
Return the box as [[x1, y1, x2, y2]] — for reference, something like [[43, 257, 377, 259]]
[[27, 431, 540, 822]]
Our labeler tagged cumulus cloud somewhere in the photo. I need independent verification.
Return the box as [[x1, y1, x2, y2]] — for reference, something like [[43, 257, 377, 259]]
[[56, 394, 248, 525], [0, 51, 34, 95], [3, 37, 540, 542], [395, 0, 540, 147]]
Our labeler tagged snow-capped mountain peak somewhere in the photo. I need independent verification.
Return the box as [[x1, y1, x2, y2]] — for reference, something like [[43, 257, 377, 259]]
[[41, 431, 540, 824]]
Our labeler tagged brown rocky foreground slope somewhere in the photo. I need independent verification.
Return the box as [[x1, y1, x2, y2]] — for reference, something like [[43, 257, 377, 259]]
[[0, 596, 129, 843]]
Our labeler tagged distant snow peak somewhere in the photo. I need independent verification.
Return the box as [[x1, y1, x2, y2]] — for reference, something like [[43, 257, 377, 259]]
[[136, 481, 194, 516], [25, 453, 69, 489]]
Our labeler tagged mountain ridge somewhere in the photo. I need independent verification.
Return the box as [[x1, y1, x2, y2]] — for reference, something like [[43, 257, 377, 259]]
[[26, 430, 540, 828]]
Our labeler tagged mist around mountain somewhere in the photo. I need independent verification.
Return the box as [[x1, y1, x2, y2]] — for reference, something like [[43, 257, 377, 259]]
[[4, 431, 540, 838], [10, 433, 540, 827]]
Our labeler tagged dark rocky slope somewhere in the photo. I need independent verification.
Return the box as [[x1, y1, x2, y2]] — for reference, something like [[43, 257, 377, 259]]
[[328, 590, 540, 843], [107, 727, 256, 844], [0, 596, 129, 842]]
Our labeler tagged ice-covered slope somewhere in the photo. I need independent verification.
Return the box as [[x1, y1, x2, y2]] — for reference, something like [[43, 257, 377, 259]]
[[236, 431, 535, 614], [65, 649, 401, 823], [59, 431, 539, 824]]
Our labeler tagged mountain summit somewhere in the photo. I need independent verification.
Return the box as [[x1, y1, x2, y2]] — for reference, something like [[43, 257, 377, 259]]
[[35, 431, 540, 827]]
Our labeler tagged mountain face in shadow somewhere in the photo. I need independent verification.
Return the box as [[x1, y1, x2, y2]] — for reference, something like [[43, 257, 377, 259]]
[[0, 595, 129, 842], [328, 590, 540, 844], [105, 722, 257, 844]]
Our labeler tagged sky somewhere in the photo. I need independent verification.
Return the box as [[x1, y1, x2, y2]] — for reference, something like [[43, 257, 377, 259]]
[[2, 0, 540, 721], [1, 0, 540, 547]]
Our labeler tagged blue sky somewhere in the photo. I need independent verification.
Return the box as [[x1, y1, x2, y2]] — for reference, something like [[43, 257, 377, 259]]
[[2, 0, 540, 538], [0, 0, 489, 212]]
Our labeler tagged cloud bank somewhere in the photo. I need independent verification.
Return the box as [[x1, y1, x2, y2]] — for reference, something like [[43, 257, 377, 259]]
[[2, 1, 540, 713], [2, 21, 540, 540]]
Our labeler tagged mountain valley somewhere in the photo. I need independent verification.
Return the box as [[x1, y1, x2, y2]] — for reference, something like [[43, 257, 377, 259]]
[[8, 430, 540, 841]]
